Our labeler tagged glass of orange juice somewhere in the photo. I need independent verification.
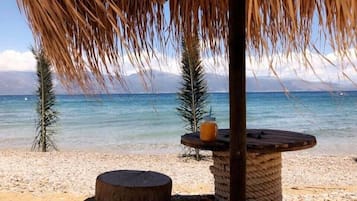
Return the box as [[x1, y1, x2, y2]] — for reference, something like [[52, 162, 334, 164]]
[[200, 116, 218, 142]]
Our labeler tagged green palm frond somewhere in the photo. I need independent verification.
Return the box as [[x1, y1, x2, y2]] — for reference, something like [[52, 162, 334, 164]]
[[31, 47, 58, 152], [177, 35, 208, 133]]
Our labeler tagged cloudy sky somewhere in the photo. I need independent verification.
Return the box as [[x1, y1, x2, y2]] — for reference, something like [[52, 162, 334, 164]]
[[0, 1, 356, 84]]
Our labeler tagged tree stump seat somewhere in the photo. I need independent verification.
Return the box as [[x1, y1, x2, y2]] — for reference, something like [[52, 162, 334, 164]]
[[95, 170, 172, 201]]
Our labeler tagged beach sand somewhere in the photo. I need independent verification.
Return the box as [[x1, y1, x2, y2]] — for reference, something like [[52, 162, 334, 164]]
[[0, 150, 356, 201]]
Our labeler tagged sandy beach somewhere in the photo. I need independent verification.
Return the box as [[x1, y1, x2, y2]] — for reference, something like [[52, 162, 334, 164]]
[[0, 150, 356, 201]]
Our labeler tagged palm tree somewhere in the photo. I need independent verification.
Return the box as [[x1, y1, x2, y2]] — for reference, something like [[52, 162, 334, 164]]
[[177, 35, 208, 160], [31, 47, 58, 152]]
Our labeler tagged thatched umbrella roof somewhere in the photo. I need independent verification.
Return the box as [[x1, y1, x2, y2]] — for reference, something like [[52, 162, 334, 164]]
[[16, 0, 356, 200], [17, 0, 356, 87]]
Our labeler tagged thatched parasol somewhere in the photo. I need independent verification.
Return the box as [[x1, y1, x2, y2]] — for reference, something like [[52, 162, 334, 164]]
[[16, 0, 357, 200]]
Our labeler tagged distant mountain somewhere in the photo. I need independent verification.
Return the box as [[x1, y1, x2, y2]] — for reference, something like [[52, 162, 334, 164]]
[[0, 70, 353, 95], [0, 71, 37, 95], [246, 77, 341, 92]]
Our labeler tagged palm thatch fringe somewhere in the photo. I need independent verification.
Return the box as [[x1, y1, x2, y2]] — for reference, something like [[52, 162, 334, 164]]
[[17, 0, 357, 88]]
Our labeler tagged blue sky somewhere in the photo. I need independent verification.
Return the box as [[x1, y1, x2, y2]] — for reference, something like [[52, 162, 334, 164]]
[[0, 1, 33, 52]]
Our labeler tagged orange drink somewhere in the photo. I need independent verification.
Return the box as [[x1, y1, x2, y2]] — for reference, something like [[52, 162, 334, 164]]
[[200, 117, 218, 142]]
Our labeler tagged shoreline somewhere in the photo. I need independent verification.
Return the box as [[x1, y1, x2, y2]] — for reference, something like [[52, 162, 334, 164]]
[[1, 142, 357, 156], [0, 150, 356, 201]]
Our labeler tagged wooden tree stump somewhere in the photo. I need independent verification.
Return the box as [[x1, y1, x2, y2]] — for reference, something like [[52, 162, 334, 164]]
[[95, 170, 172, 201]]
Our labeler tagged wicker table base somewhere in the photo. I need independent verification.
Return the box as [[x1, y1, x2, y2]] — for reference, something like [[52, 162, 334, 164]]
[[210, 151, 282, 201]]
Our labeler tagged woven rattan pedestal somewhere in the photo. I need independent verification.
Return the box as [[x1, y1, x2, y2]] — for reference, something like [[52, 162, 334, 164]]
[[181, 129, 316, 201], [210, 151, 282, 201]]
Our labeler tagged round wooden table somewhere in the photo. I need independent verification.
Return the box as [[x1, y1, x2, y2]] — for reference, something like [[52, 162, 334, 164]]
[[181, 129, 316, 201]]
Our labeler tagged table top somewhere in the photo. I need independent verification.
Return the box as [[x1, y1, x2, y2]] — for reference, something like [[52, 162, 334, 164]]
[[181, 129, 316, 153], [97, 170, 172, 187]]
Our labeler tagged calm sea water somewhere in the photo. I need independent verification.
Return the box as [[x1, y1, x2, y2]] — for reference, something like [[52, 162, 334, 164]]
[[0, 92, 356, 154]]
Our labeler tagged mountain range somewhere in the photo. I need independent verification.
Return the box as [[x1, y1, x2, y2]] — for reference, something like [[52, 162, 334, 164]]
[[0, 71, 353, 95]]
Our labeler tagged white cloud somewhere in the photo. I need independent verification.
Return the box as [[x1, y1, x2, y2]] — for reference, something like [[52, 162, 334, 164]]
[[0, 50, 35, 71], [1, 48, 356, 84], [203, 49, 357, 83], [116, 51, 181, 75], [269, 49, 357, 83]]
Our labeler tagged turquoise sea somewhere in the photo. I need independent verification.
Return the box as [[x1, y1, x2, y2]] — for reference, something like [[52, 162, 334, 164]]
[[0, 92, 357, 154]]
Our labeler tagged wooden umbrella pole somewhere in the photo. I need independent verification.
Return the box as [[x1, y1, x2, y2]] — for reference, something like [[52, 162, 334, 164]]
[[228, 0, 246, 201]]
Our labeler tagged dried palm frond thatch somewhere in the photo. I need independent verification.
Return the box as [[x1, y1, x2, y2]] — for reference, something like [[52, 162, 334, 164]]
[[17, 0, 357, 88]]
